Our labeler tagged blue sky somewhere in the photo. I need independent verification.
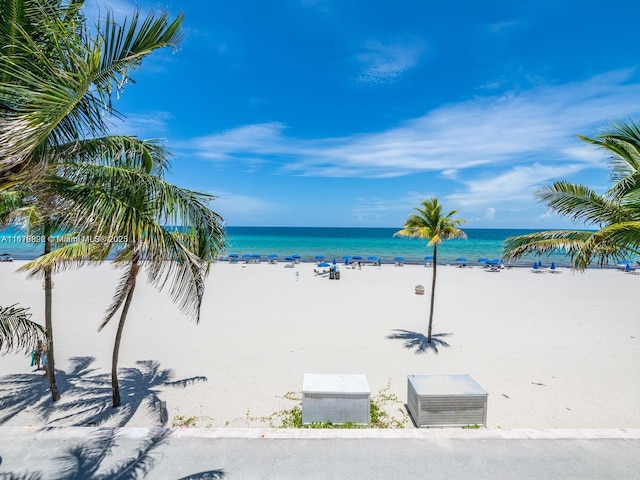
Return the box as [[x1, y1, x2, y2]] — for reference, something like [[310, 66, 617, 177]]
[[93, 0, 640, 228]]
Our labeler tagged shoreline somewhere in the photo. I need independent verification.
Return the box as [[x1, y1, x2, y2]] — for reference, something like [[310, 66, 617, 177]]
[[1, 260, 639, 430]]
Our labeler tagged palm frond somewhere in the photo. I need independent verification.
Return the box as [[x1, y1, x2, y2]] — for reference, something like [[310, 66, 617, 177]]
[[18, 241, 112, 278], [0, 304, 45, 354], [535, 181, 631, 225], [502, 230, 593, 261]]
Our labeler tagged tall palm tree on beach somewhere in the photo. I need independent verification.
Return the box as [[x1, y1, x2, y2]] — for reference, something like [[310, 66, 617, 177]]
[[1, 0, 184, 399], [503, 120, 640, 267], [394, 198, 466, 343], [0, 187, 67, 400], [25, 156, 227, 407], [3, 139, 163, 401]]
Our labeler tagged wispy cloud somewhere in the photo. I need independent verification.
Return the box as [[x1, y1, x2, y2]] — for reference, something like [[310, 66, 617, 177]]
[[207, 190, 278, 222], [179, 70, 640, 223], [185, 69, 640, 178], [354, 38, 426, 85], [109, 111, 173, 137]]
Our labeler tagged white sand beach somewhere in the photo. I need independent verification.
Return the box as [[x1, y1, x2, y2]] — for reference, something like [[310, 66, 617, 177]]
[[1, 260, 639, 429]]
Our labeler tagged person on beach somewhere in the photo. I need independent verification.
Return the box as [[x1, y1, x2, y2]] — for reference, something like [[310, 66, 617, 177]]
[[34, 339, 43, 370], [41, 341, 48, 376]]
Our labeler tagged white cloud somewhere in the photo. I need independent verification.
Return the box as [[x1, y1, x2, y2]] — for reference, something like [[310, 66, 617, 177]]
[[185, 70, 640, 180], [485, 207, 496, 220], [208, 191, 277, 222], [446, 163, 585, 207], [354, 38, 426, 85], [108, 111, 173, 136]]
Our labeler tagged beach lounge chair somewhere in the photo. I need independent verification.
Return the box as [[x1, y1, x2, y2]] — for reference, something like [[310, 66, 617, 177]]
[[549, 262, 562, 273], [531, 263, 545, 273]]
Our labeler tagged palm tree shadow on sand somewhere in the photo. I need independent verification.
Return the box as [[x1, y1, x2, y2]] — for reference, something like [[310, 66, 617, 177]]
[[386, 329, 452, 354], [0, 356, 206, 427], [0, 428, 225, 479]]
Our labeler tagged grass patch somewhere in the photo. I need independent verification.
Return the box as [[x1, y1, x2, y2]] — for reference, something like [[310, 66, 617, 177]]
[[260, 381, 408, 429]]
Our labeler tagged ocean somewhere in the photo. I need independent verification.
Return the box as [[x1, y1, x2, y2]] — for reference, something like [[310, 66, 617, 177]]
[[0, 225, 583, 266]]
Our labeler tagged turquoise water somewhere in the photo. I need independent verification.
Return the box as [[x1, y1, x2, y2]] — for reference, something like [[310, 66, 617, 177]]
[[0, 225, 581, 266], [223, 226, 574, 267]]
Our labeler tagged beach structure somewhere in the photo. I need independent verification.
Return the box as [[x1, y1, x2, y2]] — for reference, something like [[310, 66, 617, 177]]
[[302, 374, 370, 425], [407, 375, 488, 428]]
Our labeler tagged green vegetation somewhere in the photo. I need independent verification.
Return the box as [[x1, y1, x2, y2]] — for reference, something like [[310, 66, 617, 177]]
[[260, 383, 408, 429], [0, 1, 227, 412], [0, 304, 44, 354], [503, 120, 640, 268]]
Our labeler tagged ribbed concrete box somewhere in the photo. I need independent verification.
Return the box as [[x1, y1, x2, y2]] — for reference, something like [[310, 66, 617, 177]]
[[302, 374, 370, 425], [407, 374, 488, 427]]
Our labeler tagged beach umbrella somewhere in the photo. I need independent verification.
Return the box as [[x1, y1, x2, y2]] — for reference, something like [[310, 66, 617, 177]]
[[318, 262, 330, 267], [268, 254, 278, 259], [367, 256, 378, 261], [477, 257, 489, 263], [342, 255, 351, 265], [284, 256, 294, 261], [394, 256, 405, 261], [352, 255, 363, 260], [228, 253, 239, 258], [550, 261, 556, 270], [456, 257, 467, 262], [424, 256, 433, 260], [314, 255, 325, 260]]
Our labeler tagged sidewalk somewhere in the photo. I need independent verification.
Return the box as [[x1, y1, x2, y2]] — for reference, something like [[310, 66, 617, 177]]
[[1, 428, 639, 479]]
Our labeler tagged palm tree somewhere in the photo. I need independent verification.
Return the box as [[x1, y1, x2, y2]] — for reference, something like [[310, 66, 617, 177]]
[[24, 158, 226, 407], [1, 0, 183, 399], [503, 120, 640, 268], [0, 304, 44, 355], [394, 198, 466, 343], [0, 0, 184, 186]]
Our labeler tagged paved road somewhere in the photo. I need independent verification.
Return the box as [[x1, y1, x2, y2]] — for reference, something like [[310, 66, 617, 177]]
[[1, 428, 639, 479]]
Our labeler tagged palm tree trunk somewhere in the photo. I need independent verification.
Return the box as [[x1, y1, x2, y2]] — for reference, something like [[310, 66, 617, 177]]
[[43, 223, 60, 401], [427, 245, 437, 342], [111, 260, 140, 408]]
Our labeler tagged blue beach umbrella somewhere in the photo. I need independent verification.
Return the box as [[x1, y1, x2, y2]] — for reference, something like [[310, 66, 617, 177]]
[[318, 262, 330, 267], [342, 255, 351, 265], [456, 257, 467, 262], [367, 256, 378, 261], [477, 257, 489, 263], [228, 253, 239, 258], [424, 256, 433, 261], [268, 254, 278, 259], [314, 255, 325, 260], [352, 255, 363, 260], [394, 256, 405, 261]]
